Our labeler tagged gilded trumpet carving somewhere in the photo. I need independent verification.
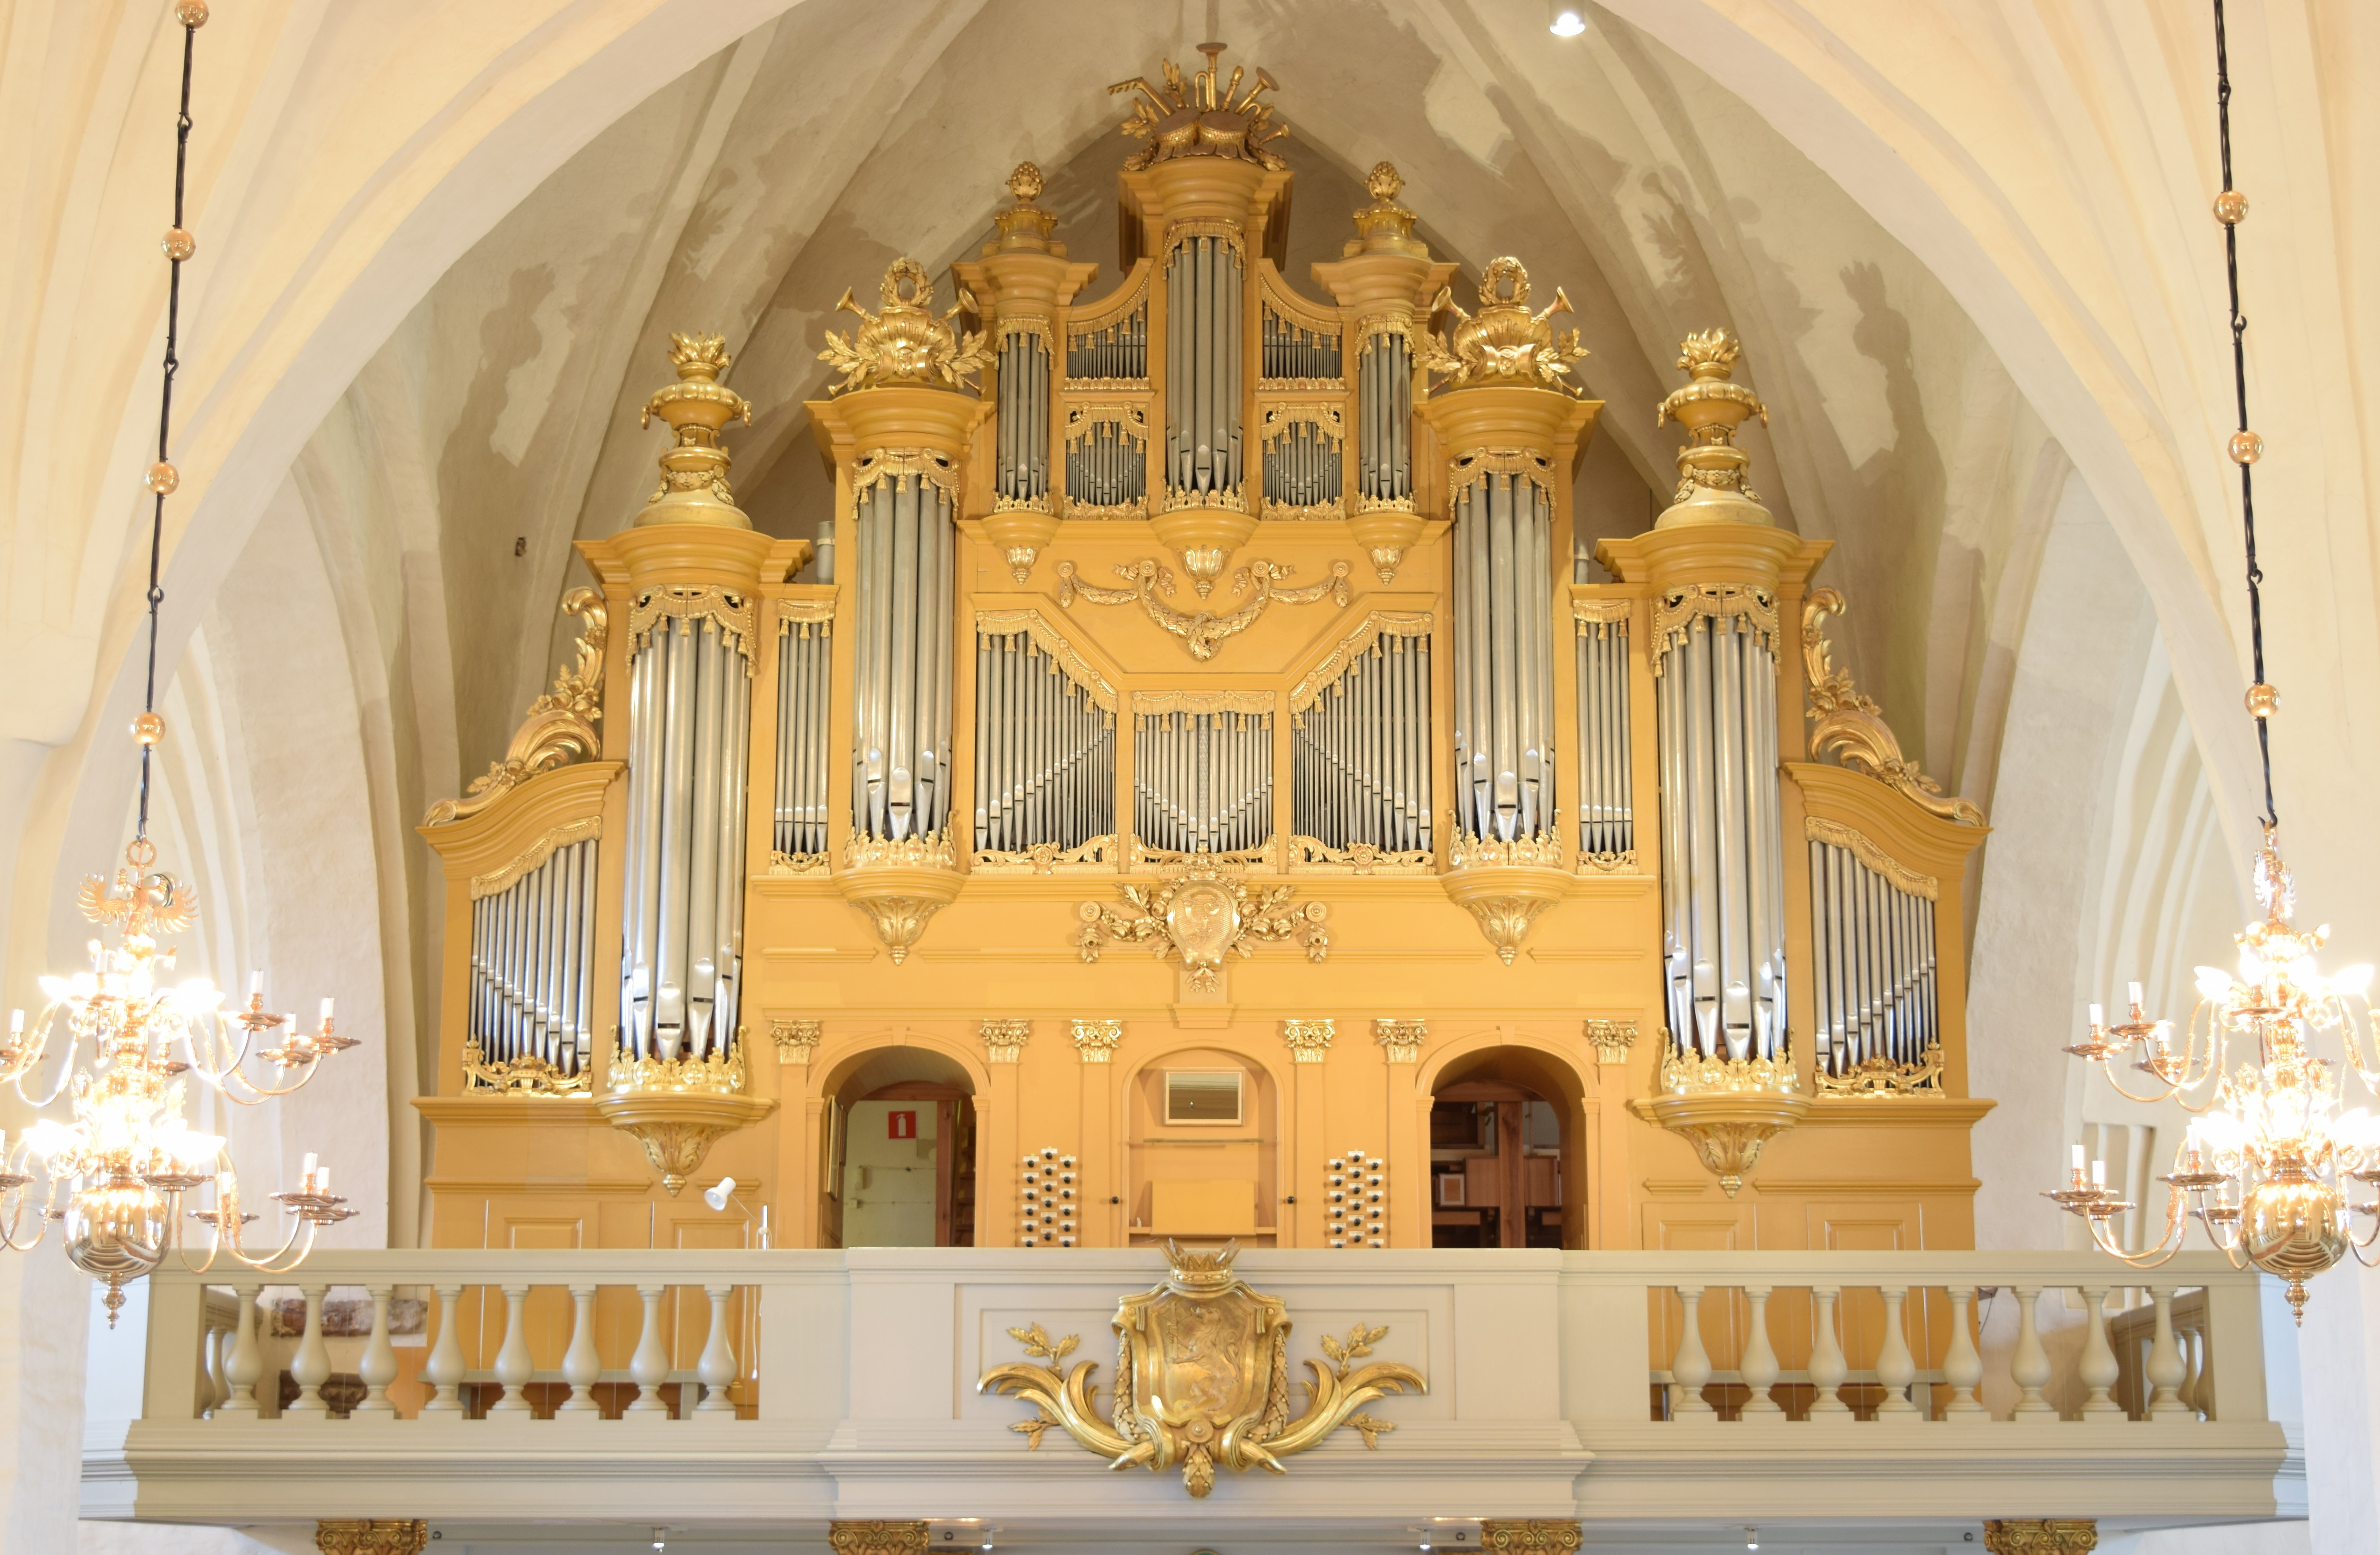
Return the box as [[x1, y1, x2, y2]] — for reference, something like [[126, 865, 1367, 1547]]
[[1420, 258, 1586, 389], [1803, 587, 1986, 826], [422, 589, 607, 826], [819, 258, 988, 393], [979, 1240, 1422, 1497], [1109, 47, 1287, 172]]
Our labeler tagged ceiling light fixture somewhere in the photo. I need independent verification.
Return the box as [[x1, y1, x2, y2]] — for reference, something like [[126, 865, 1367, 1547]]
[[2049, 0, 2379, 1323], [0, 0, 357, 1328], [1548, 4, 1587, 38]]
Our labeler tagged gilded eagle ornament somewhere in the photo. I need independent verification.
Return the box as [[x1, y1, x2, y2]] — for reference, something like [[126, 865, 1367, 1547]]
[[980, 1240, 1424, 1497]]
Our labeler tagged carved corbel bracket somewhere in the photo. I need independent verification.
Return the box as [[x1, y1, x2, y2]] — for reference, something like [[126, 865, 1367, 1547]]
[[837, 832, 962, 964]]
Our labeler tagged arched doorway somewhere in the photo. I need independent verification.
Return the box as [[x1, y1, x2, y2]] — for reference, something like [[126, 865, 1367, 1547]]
[[821, 1047, 978, 1248], [1427, 1045, 1588, 1249]]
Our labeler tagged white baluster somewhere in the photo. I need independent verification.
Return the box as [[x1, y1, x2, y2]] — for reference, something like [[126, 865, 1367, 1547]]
[[2011, 1285, 2056, 1419], [491, 1282, 534, 1413], [2178, 1323, 2206, 1419], [2146, 1287, 2191, 1419], [1738, 1286, 1781, 1415], [1671, 1286, 1714, 1417], [2078, 1285, 2123, 1419], [287, 1284, 331, 1415], [354, 1284, 397, 1416], [219, 1284, 263, 1417], [1806, 1286, 1850, 1419], [200, 1320, 228, 1419], [1873, 1286, 1917, 1415], [422, 1283, 466, 1417], [1942, 1286, 1987, 1419], [696, 1284, 738, 1415], [628, 1283, 671, 1417], [560, 1284, 602, 1415]]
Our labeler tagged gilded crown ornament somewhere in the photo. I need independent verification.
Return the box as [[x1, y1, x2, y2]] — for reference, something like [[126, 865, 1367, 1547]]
[[635, 333, 752, 528], [1109, 45, 1287, 173], [981, 1240, 1423, 1496], [818, 258, 988, 394], [1420, 257, 1587, 389], [1654, 328, 1771, 524]]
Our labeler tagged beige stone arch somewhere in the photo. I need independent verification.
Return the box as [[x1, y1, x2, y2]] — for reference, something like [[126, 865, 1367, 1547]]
[[1413, 1025, 1601, 1250], [1114, 1035, 1297, 1247], [796, 1028, 992, 1248]]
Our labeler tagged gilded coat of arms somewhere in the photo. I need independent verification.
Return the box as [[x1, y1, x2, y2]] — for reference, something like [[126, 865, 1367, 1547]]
[[979, 1240, 1424, 1496]]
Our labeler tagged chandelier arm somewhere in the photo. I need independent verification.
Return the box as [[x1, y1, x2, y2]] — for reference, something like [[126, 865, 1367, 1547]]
[[2095, 1060, 2194, 1108], [2083, 1211, 2188, 1270]]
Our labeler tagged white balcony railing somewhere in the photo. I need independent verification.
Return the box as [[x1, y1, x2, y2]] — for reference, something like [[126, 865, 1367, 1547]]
[[83, 1249, 2303, 1537]]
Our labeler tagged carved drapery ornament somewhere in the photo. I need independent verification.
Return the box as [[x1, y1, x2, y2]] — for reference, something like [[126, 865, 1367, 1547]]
[[852, 445, 960, 504], [1447, 447, 1558, 513], [819, 258, 988, 394], [1806, 815, 1940, 900], [1058, 556, 1352, 661], [1290, 612, 1432, 716], [628, 584, 757, 663], [1420, 258, 1586, 389], [1651, 584, 1777, 668], [422, 589, 607, 826], [1803, 587, 1986, 826], [980, 1240, 1423, 1496], [1076, 856, 1329, 989], [1109, 47, 1288, 173]]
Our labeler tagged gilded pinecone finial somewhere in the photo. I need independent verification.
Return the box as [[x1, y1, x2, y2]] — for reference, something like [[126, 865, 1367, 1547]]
[[1418, 256, 1586, 388], [1366, 161, 1402, 201], [818, 257, 989, 394], [1348, 160, 1422, 254], [993, 163, 1060, 251], [1006, 162, 1045, 203]]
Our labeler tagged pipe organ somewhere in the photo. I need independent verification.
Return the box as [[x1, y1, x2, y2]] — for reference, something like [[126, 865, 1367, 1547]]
[[415, 43, 1996, 1264]]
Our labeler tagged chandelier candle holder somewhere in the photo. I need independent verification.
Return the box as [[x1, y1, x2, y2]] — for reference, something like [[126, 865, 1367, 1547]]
[[0, 0, 358, 1326], [2049, 0, 2378, 1323]]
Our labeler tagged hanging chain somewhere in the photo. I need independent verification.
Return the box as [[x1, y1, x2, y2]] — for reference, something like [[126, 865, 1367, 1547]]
[[2211, 0, 2278, 829], [135, 8, 203, 845]]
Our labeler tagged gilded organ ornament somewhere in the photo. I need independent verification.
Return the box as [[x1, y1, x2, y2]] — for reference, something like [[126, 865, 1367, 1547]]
[[818, 258, 988, 393], [1056, 556, 1352, 661], [979, 1240, 1422, 1497], [1802, 588, 1986, 826], [1420, 258, 1587, 389], [422, 589, 607, 827], [1076, 856, 1329, 989], [1109, 46, 1287, 172]]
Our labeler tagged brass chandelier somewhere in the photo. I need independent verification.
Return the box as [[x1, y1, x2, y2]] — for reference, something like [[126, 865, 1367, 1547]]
[[2050, 0, 2378, 1322], [0, 0, 356, 1326]]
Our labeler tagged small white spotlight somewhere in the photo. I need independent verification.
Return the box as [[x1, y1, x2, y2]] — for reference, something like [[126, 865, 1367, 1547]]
[[702, 1176, 736, 1211], [1745, 1528, 1760, 1552], [1548, 4, 1587, 36]]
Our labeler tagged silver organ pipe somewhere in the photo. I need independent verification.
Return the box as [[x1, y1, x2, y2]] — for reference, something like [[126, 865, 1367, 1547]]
[[1354, 333, 1414, 505], [1262, 418, 1342, 514], [620, 605, 752, 1063], [1808, 837, 1939, 1078], [1291, 632, 1431, 851], [1133, 706, 1273, 854], [469, 837, 600, 1077], [773, 614, 833, 858], [995, 330, 1051, 506], [1450, 471, 1556, 841], [1655, 605, 1787, 1064], [852, 470, 955, 841], [973, 632, 1116, 852], [1260, 305, 1342, 381], [1065, 419, 1147, 511], [1574, 614, 1633, 859], [1165, 234, 1243, 498], [1065, 300, 1147, 382]]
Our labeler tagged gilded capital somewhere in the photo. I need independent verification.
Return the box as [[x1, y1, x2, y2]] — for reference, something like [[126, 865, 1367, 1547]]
[[1281, 1018, 1335, 1063]]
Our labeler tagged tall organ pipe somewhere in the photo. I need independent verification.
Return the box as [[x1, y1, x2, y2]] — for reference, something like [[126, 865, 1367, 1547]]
[[1656, 610, 1787, 1063], [618, 607, 752, 1064], [1165, 235, 1244, 498], [1451, 473, 1556, 842], [852, 472, 955, 841]]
